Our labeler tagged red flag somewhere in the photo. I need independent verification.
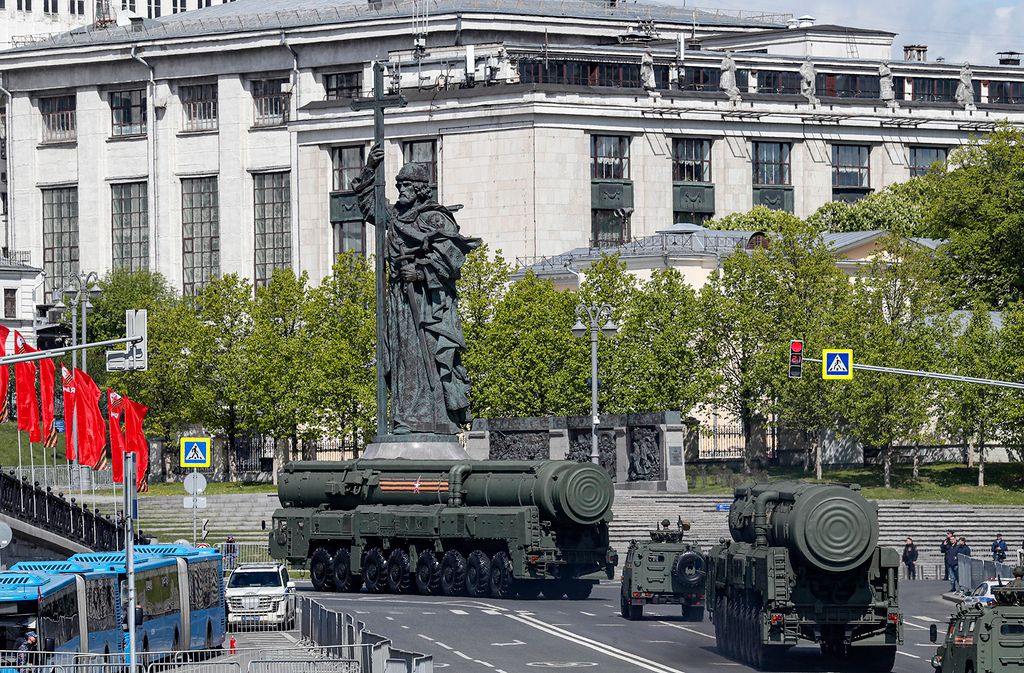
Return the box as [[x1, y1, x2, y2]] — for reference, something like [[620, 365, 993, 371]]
[[40, 359, 56, 449], [13, 331, 42, 443], [108, 390, 126, 484], [0, 325, 9, 423], [73, 369, 104, 469], [124, 397, 149, 491], [61, 365, 77, 460]]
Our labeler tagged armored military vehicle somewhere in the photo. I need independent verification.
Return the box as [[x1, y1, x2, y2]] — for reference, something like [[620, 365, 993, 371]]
[[930, 566, 1024, 673], [269, 459, 617, 599], [620, 518, 705, 621], [706, 481, 902, 672]]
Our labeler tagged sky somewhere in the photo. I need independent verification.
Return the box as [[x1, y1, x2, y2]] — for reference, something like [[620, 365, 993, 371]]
[[660, 0, 1023, 65]]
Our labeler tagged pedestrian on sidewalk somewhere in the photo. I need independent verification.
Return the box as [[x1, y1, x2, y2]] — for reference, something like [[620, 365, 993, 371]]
[[902, 537, 918, 580], [224, 534, 239, 570], [991, 533, 1009, 563], [948, 536, 972, 593], [940, 530, 956, 582]]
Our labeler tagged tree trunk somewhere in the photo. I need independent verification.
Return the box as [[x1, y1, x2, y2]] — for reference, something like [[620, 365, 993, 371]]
[[966, 432, 975, 468], [978, 442, 985, 488], [803, 430, 811, 473], [883, 445, 892, 489], [912, 444, 920, 481], [740, 402, 753, 475], [814, 432, 822, 481]]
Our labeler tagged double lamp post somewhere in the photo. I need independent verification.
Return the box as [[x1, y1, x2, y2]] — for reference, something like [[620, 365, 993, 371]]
[[571, 302, 618, 465]]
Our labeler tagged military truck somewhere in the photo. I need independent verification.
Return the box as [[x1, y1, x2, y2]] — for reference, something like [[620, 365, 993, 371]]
[[269, 459, 617, 599], [930, 566, 1024, 673], [706, 481, 902, 672], [620, 518, 705, 621]]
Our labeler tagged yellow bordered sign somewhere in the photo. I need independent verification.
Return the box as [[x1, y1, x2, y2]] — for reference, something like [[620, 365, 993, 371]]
[[822, 349, 853, 380], [179, 437, 212, 468]]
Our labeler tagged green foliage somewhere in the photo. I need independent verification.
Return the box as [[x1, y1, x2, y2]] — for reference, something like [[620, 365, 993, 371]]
[[706, 206, 805, 233], [458, 244, 512, 346], [806, 179, 933, 235]]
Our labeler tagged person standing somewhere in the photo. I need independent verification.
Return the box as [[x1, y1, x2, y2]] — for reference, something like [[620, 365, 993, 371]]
[[940, 531, 956, 582], [992, 533, 1009, 563], [16, 630, 38, 670], [902, 537, 918, 580], [948, 536, 972, 593], [224, 534, 238, 571]]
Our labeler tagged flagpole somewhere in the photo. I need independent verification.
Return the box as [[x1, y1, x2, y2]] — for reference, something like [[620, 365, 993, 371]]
[[16, 429, 22, 508]]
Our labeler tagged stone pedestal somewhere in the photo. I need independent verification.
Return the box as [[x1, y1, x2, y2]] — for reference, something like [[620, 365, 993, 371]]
[[362, 433, 471, 460]]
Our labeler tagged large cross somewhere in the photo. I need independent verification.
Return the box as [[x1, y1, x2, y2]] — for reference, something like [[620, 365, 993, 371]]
[[351, 61, 407, 439]]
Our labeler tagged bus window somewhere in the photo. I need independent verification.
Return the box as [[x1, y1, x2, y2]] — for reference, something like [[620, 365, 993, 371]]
[[1002, 624, 1024, 636], [39, 586, 79, 649], [188, 560, 221, 611]]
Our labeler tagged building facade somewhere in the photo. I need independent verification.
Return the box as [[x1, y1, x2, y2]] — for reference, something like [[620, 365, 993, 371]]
[[0, 0, 1021, 312]]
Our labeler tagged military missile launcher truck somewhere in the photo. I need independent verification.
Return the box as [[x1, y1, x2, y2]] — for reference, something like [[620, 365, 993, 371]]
[[930, 566, 1024, 673], [706, 481, 902, 672], [269, 459, 617, 599], [620, 518, 706, 621]]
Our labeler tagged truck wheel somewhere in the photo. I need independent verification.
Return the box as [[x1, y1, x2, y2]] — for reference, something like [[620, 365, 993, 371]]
[[310, 548, 335, 592], [362, 547, 388, 593], [331, 549, 360, 593], [621, 586, 642, 620], [712, 597, 723, 650], [672, 551, 705, 588], [465, 550, 492, 597], [415, 552, 441, 595], [440, 550, 467, 596], [515, 581, 542, 600], [386, 548, 413, 594], [564, 581, 593, 600], [489, 552, 515, 599]]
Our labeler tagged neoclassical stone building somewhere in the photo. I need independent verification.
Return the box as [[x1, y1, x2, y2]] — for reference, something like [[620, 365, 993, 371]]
[[0, 0, 1021, 312]]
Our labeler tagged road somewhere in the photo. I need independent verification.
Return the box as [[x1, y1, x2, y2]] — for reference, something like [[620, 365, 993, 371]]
[[304, 580, 953, 673]]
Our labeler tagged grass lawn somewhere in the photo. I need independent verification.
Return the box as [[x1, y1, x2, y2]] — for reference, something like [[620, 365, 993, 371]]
[[688, 462, 1024, 505], [0, 422, 70, 473], [142, 481, 279, 497]]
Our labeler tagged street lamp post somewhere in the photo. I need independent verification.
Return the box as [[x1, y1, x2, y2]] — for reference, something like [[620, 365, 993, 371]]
[[572, 303, 618, 465]]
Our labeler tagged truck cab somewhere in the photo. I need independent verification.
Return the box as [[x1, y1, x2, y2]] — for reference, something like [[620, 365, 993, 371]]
[[620, 518, 705, 621]]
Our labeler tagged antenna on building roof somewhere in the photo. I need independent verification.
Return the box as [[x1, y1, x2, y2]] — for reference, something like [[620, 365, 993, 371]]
[[413, 0, 429, 60]]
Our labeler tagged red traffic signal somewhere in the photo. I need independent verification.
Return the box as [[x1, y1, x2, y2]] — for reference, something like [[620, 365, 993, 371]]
[[789, 340, 804, 379]]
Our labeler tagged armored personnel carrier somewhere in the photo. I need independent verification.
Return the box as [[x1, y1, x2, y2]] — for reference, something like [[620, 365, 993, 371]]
[[706, 481, 902, 672], [931, 566, 1024, 673], [269, 459, 617, 599], [620, 518, 705, 621]]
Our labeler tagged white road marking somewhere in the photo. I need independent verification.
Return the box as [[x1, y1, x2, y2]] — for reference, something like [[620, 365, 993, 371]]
[[491, 640, 526, 647], [897, 651, 922, 659], [483, 609, 501, 615], [385, 616, 395, 621], [580, 611, 596, 616], [914, 616, 940, 622], [903, 621, 928, 630], [401, 625, 410, 629], [657, 621, 715, 640], [435, 641, 454, 651], [453, 651, 473, 660], [646, 640, 675, 644], [475, 661, 495, 668], [508, 613, 689, 673], [595, 623, 624, 627], [451, 609, 469, 615], [418, 634, 435, 642]]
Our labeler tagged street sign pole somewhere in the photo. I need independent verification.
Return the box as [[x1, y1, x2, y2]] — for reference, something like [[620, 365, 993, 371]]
[[123, 452, 138, 673], [192, 469, 197, 546]]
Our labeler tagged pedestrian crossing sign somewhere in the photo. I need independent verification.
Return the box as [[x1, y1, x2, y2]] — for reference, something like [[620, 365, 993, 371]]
[[822, 349, 853, 380], [180, 437, 212, 468]]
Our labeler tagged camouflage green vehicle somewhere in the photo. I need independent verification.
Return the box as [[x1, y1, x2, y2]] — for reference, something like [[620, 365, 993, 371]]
[[620, 518, 705, 621], [706, 482, 902, 672], [269, 459, 618, 599], [930, 567, 1024, 673]]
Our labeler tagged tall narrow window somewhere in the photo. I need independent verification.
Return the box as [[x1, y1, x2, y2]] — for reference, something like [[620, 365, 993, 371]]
[[42, 187, 79, 303], [111, 182, 149, 271], [590, 135, 630, 180], [909, 146, 948, 177], [181, 177, 219, 295], [331, 145, 364, 192], [121, 0, 136, 9], [171, 0, 185, 12], [402, 140, 437, 184], [324, 72, 361, 100], [70, 0, 85, 13], [251, 79, 289, 127], [180, 83, 218, 132], [110, 89, 147, 136], [752, 142, 791, 186], [3, 289, 16, 319], [253, 172, 291, 287], [672, 138, 711, 182], [832, 145, 870, 188], [42, 0, 56, 13], [40, 95, 76, 143], [146, 0, 159, 17]]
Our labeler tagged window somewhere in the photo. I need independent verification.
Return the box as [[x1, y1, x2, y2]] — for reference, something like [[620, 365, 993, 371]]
[[816, 73, 881, 99], [121, 0, 135, 9], [251, 79, 289, 127], [199, 0, 210, 6], [16, 0, 31, 9], [518, 60, 668, 89], [679, 67, 721, 92], [180, 83, 218, 132], [42, 0, 55, 13], [146, 0, 159, 17], [1002, 624, 1024, 636], [111, 182, 148, 271], [591, 209, 627, 248], [171, 0, 185, 12], [334, 222, 365, 257], [911, 78, 957, 102], [331, 146, 364, 192], [988, 81, 1024, 105], [591, 135, 630, 180], [909, 146, 948, 177], [324, 72, 361, 100], [753, 142, 791, 186], [3, 289, 15, 319], [110, 89, 146, 136], [40, 95, 76, 143], [253, 172, 291, 287], [832, 145, 870, 188], [69, 0, 84, 13], [402, 140, 437, 184], [42, 187, 79, 303], [756, 71, 801, 95], [673, 138, 711, 182], [181, 177, 219, 295]]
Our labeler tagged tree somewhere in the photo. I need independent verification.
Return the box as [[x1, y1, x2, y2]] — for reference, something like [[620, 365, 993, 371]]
[[806, 179, 933, 235], [706, 206, 805, 233], [458, 244, 512, 346]]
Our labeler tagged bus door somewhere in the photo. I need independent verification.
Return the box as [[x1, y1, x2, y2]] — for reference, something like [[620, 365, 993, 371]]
[[174, 559, 190, 651], [71, 575, 89, 653]]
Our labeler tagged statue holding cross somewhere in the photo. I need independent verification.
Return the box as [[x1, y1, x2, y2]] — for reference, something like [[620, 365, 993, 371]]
[[351, 62, 481, 452]]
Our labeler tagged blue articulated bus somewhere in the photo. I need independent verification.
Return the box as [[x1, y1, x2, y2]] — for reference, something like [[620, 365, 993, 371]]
[[0, 571, 84, 658], [9, 562, 123, 656]]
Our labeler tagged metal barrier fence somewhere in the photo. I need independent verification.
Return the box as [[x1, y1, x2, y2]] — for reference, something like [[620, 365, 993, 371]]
[[0, 468, 123, 551], [218, 542, 275, 569], [7, 465, 115, 491], [0, 647, 360, 673], [956, 553, 1017, 593], [298, 596, 432, 673]]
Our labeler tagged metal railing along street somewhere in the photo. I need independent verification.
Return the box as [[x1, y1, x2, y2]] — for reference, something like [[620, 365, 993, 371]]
[[0, 647, 360, 673], [956, 553, 1018, 594]]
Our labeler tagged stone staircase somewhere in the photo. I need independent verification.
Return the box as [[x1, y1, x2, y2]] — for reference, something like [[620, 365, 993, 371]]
[[137, 493, 281, 545]]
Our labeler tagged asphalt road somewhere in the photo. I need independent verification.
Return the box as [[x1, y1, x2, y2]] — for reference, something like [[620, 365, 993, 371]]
[[304, 580, 954, 673]]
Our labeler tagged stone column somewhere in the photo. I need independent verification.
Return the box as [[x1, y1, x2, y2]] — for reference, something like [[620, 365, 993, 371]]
[[661, 420, 689, 493]]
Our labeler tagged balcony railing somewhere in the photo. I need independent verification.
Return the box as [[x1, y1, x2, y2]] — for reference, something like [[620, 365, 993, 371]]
[[253, 94, 290, 127], [42, 110, 76, 143]]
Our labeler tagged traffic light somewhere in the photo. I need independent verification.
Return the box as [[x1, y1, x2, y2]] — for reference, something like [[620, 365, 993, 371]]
[[789, 339, 804, 379]]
